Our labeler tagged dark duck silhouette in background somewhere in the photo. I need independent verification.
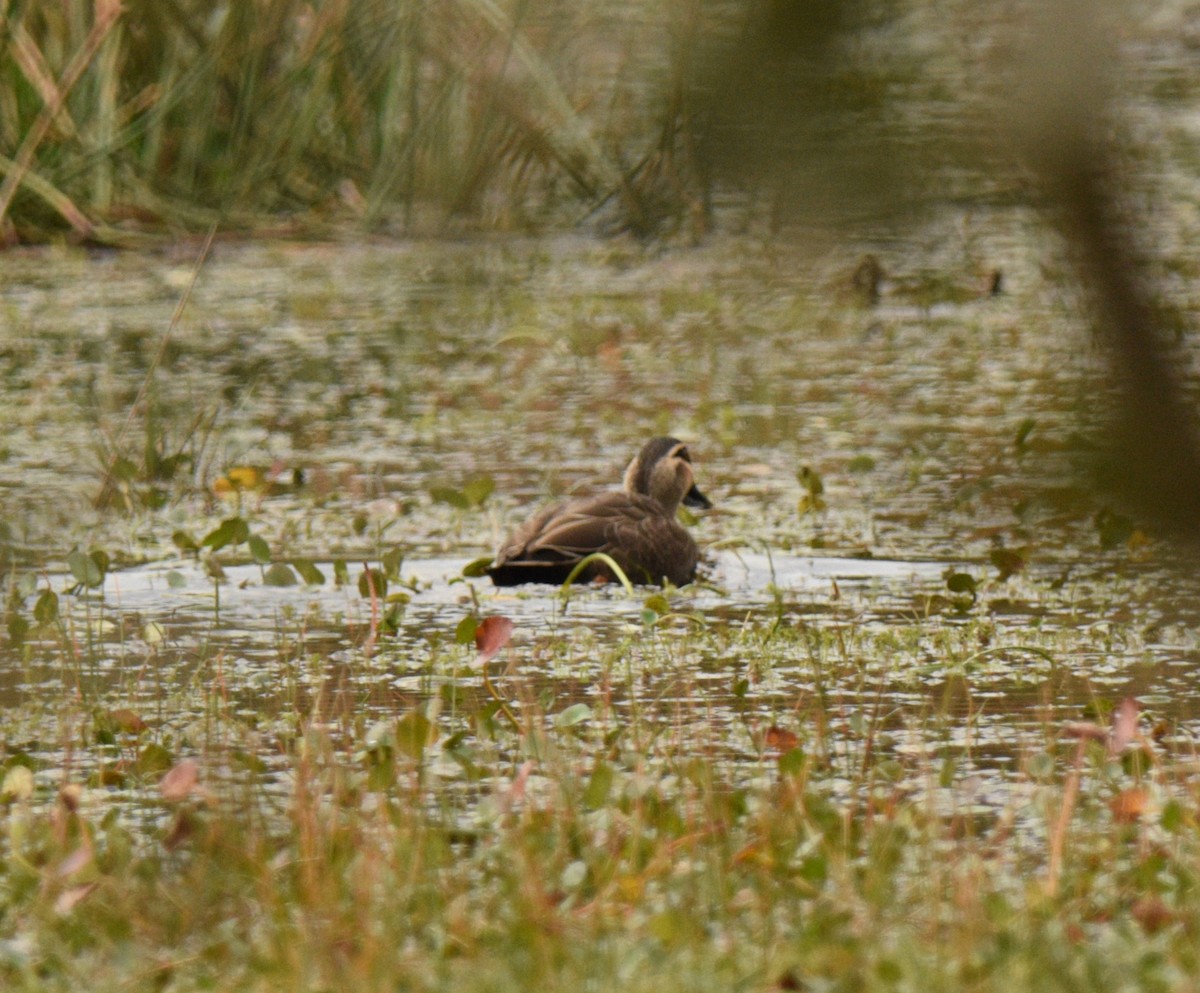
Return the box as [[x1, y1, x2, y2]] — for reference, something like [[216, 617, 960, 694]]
[[486, 437, 711, 587]]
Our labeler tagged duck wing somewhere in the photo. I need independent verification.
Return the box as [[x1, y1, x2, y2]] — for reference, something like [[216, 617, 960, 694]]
[[489, 493, 698, 586]]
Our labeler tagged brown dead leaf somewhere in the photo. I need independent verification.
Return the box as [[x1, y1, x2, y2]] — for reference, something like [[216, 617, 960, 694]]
[[763, 725, 800, 753], [108, 708, 146, 734], [1131, 896, 1174, 934], [1109, 786, 1149, 824]]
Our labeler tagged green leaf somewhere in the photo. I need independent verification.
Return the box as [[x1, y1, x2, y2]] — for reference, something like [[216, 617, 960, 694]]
[[847, 454, 876, 473], [136, 743, 174, 776], [381, 547, 404, 579], [166, 570, 187, 589], [643, 593, 670, 616], [358, 567, 387, 600], [946, 572, 977, 595], [333, 559, 350, 586], [247, 535, 271, 565], [68, 549, 104, 589], [201, 516, 250, 551], [7, 614, 29, 644], [584, 761, 613, 808], [292, 559, 326, 585], [989, 547, 1025, 581], [33, 589, 58, 625], [395, 711, 434, 760], [461, 556, 493, 578], [172, 530, 200, 553], [264, 563, 298, 587], [462, 476, 495, 508], [797, 465, 825, 497], [777, 746, 806, 777], [554, 703, 592, 729], [455, 614, 479, 645], [1, 765, 34, 801], [429, 486, 469, 509]]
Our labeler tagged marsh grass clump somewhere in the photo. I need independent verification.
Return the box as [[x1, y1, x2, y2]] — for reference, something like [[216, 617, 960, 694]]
[[0, 0, 719, 242]]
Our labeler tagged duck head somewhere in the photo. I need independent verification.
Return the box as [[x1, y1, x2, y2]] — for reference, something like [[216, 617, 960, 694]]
[[622, 437, 712, 514]]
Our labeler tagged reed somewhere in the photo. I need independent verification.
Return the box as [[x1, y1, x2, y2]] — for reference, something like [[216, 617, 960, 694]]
[[0, 0, 711, 242]]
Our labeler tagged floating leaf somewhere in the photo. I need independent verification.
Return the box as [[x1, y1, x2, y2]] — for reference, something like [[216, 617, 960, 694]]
[[292, 559, 326, 585], [474, 615, 514, 664], [797, 465, 825, 497], [68, 549, 105, 589], [33, 589, 58, 625], [264, 563, 298, 587], [989, 547, 1025, 581], [201, 516, 250, 551], [396, 711, 434, 760], [643, 593, 670, 617], [160, 759, 199, 802], [847, 454, 876, 473], [172, 530, 200, 553], [381, 547, 404, 579], [455, 614, 479, 645], [7, 614, 29, 644], [554, 703, 592, 729], [462, 476, 495, 508], [461, 556, 493, 578], [2, 765, 33, 801], [137, 743, 174, 776], [584, 761, 613, 808], [357, 567, 387, 600], [333, 559, 350, 585], [778, 747, 806, 777], [430, 486, 469, 510], [166, 570, 187, 589], [142, 622, 167, 645], [945, 572, 977, 595], [247, 535, 271, 565]]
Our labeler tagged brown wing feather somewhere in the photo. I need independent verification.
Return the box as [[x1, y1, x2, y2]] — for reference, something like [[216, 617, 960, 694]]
[[493, 492, 698, 586]]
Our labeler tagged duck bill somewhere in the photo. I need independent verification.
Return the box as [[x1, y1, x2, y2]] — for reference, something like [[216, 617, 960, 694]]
[[683, 483, 712, 510]]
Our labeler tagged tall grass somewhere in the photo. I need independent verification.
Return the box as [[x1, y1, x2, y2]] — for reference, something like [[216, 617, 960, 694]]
[[0, 0, 712, 242], [2, 657, 1195, 993]]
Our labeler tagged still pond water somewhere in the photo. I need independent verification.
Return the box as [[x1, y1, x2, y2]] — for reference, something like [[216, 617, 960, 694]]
[[2, 209, 1200, 824]]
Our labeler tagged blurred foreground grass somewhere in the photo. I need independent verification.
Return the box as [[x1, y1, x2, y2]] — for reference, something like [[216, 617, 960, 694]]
[[1, 614, 1196, 993]]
